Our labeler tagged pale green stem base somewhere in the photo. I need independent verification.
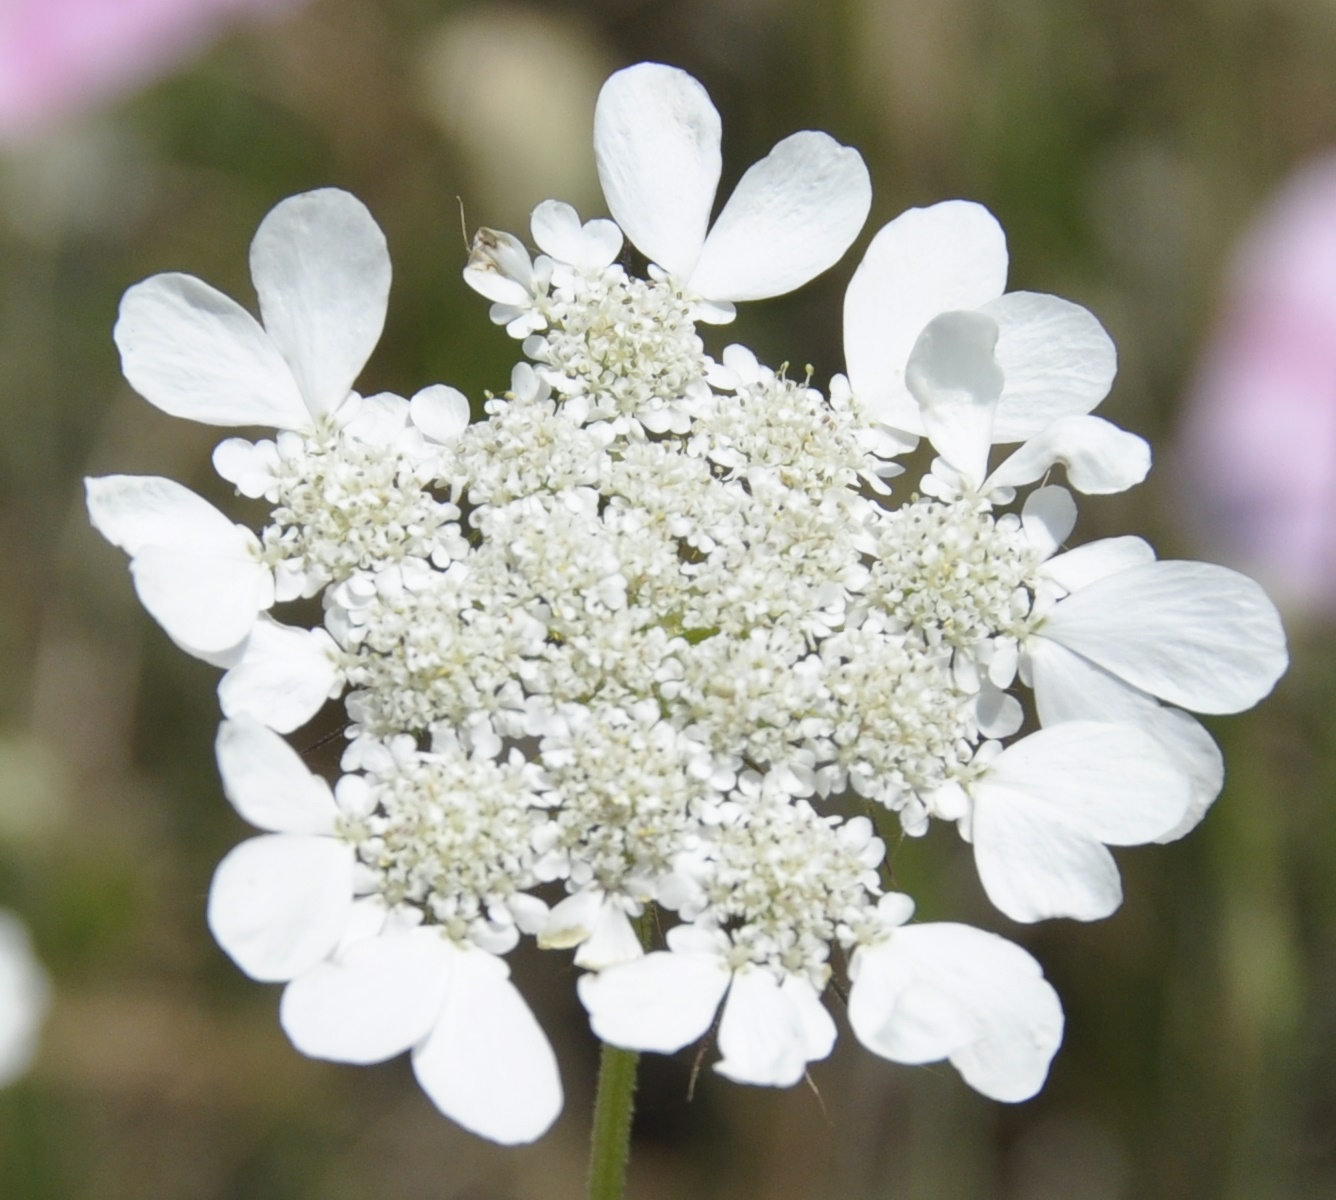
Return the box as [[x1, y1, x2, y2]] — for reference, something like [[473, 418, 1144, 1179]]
[[587, 1041, 640, 1200]]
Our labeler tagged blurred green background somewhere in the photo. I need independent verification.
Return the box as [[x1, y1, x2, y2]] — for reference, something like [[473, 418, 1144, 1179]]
[[0, 1, 1332, 1197]]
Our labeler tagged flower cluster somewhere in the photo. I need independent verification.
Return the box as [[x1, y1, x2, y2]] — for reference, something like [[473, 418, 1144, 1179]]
[[86, 63, 1287, 1144]]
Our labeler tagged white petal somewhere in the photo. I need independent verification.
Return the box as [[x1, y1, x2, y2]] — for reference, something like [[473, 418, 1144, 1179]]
[[1021, 486, 1077, 559], [207, 834, 354, 982], [464, 267, 531, 307], [1028, 637, 1224, 841], [849, 924, 1063, 1103], [977, 683, 1024, 737], [987, 416, 1150, 496], [531, 199, 586, 263], [850, 938, 975, 1065], [984, 722, 1191, 845], [580, 219, 625, 269], [690, 131, 871, 301], [115, 274, 310, 430], [339, 393, 409, 445], [783, 974, 838, 1061], [249, 189, 390, 419], [409, 385, 471, 444], [412, 946, 562, 1144], [86, 474, 252, 557], [972, 789, 1125, 922], [280, 927, 451, 1064], [1040, 536, 1155, 593], [577, 948, 730, 1053], [714, 970, 835, 1087], [530, 200, 622, 269], [215, 716, 339, 834], [85, 476, 268, 652], [844, 201, 1008, 427], [574, 901, 643, 970], [0, 912, 49, 1087], [213, 438, 279, 499], [218, 618, 340, 734], [594, 63, 720, 279], [131, 543, 272, 658], [905, 310, 1003, 485], [1041, 561, 1289, 713], [538, 890, 602, 951], [981, 292, 1117, 441]]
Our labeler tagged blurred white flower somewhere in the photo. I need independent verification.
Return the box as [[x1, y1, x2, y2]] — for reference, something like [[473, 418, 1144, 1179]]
[[0, 911, 48, 1087]]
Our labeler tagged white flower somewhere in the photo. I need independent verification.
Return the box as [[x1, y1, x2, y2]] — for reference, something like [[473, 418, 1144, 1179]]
[[83, 64, 1294, 1136], [594, 63, 871, 322], [114, 188, 390, 432], [1021, 542, 1288, 839], [577, 924, 836, 1087], [1029, 547, 1289, 717], [206, 717, 562, 1144], [85, 474, 274, 662], [217, 615, 342, 734], [847, 895, 1063, 1102], [0, 911, 49, 1088], [842, 199, 1117, 445], [963, 722, 1193, 922], [897, 308, 1148, 495]]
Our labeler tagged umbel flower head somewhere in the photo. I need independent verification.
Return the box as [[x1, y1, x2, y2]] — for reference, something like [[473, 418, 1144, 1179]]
[[86, 62, 1287, 1145]]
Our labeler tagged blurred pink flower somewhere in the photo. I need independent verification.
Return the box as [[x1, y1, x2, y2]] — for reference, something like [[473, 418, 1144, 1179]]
[[0, 0, 303, 142], [1179, 156, 1336, 613]]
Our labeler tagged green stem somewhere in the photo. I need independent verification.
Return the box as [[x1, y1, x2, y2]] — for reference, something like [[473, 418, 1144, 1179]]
[[587, 1040, 640, 1200]]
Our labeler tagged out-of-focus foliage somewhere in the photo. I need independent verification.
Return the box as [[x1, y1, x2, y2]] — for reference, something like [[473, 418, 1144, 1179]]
[[0, 1, 1332, 1197]]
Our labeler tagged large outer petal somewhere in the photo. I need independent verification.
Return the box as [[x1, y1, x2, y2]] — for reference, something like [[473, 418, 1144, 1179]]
[[844, 201, 1008, 428], [215, 716, 339, 835], [207, 834, 354, 982], [114, 274, 309, 430], [1039, 535, 1155, 593], [904, 310, 1003, 485], [984, 722, 1190, 846], [86, 474, 252, 557], [972, 791, 1124, 923], [690, 131, 871, 301], [249, 189, 391, 419], [577, 947, 730, 1053], [986, 416, 1150, 496], [1039, 561, 1288, 713], [1028, 637, 1224, 841], [714, 969, 835, 1087], [848, 924, 1062, 1102], [982, 292, 1117, 441], [280, 927, 451, 1064], [412, 947, 562, 1145], [218, 618, 340, 735], [594, 63, 720, 280], [130, 543, 272, 657], [87, 474, 274, 656]]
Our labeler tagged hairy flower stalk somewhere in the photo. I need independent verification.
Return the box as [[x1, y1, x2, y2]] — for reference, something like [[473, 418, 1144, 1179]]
[[87, 59, 1287, 1170]]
